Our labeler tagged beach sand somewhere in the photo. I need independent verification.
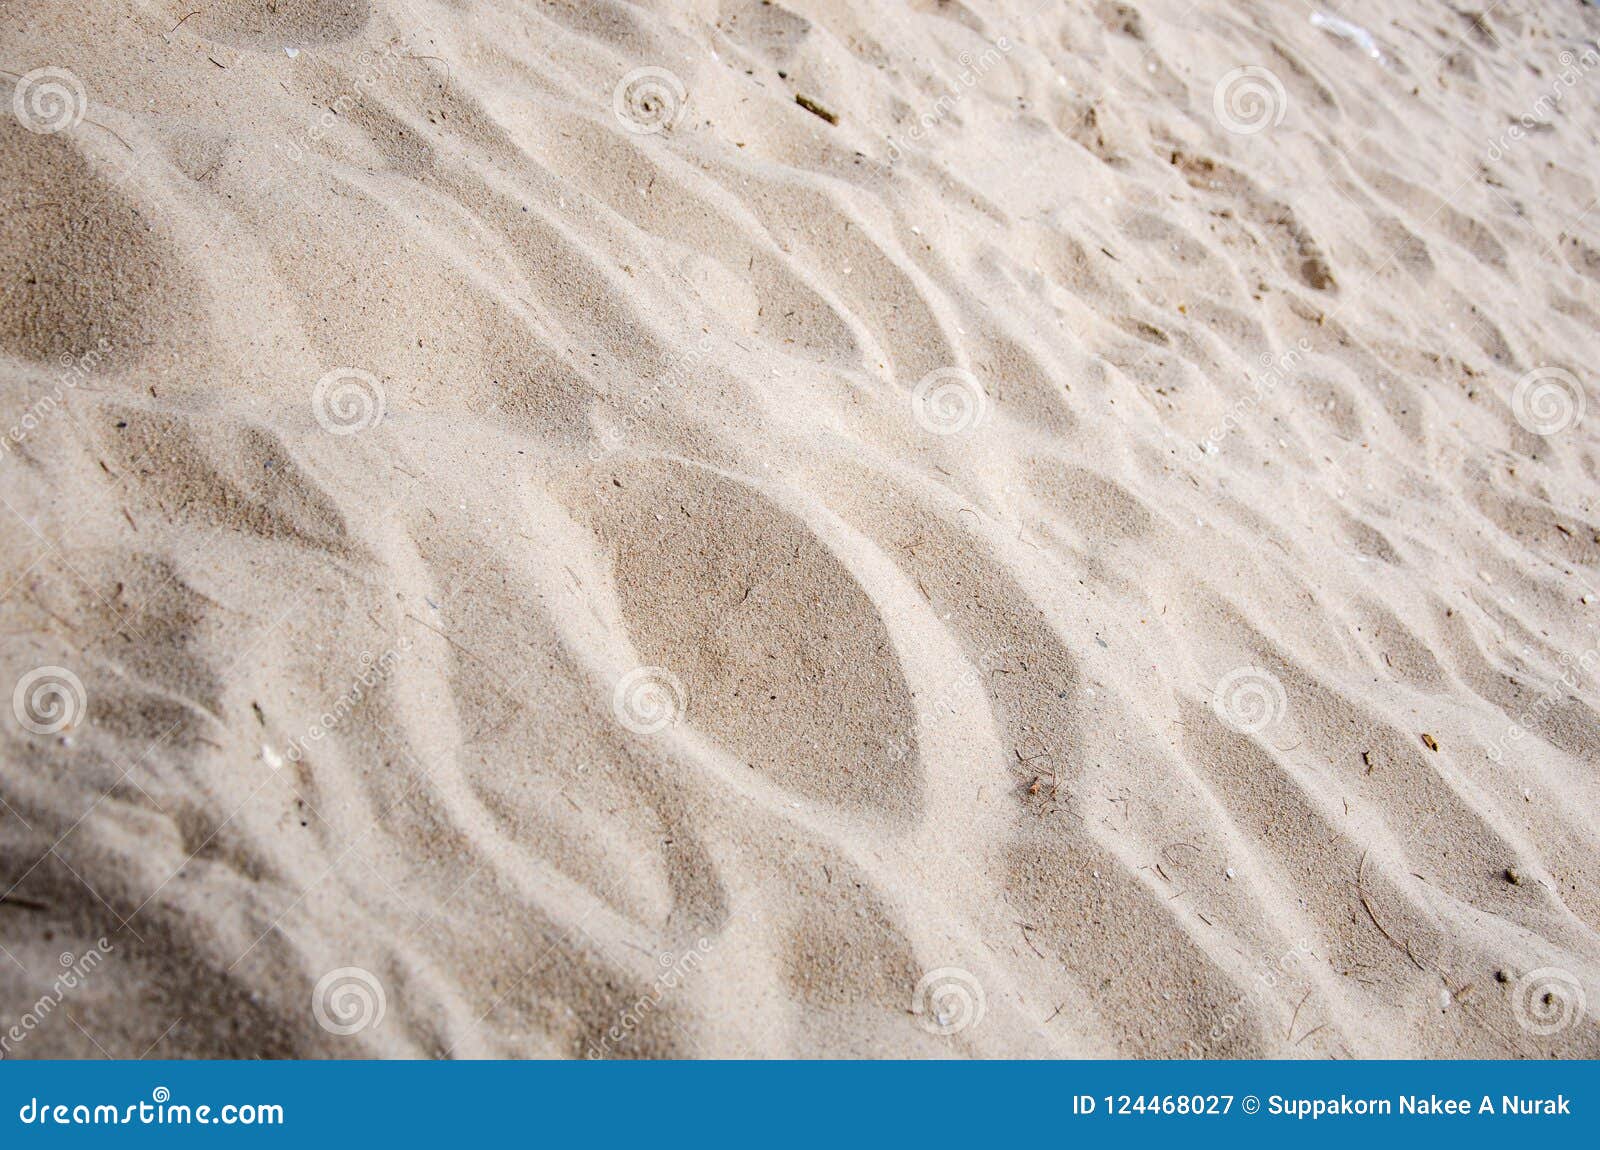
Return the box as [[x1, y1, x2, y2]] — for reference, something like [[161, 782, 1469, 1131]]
[[2, 0, 1599, 1057]]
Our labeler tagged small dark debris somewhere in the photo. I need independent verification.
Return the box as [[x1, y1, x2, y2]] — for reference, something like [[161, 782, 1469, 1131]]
[[795, 94, 838, 125], [0, 895, 50, 912]]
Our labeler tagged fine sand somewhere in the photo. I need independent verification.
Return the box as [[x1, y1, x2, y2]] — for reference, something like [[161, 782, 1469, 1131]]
[[2, 0, 1599, 1058]]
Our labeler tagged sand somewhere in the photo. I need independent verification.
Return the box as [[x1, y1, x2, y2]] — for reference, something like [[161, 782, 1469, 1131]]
[[2, 0, 1598, 1058]]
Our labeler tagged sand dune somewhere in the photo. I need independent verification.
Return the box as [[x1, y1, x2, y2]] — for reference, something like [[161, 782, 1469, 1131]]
[[2, 0, 1599, 1057]]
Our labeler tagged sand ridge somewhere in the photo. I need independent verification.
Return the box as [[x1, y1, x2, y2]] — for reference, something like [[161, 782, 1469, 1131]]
[[1, 0, 1599, 1057]]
